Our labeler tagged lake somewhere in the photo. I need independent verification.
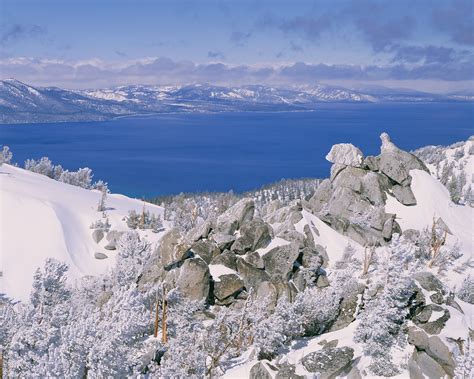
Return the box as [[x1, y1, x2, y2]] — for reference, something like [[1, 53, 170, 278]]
[[1, 103, 472, 198]]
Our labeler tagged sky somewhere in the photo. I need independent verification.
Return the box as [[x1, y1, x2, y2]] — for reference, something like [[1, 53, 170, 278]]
[[0, 0, 473, 92]]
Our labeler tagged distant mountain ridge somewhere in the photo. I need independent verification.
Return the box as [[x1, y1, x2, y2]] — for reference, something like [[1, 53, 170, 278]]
[[0, 78, 472, 124]]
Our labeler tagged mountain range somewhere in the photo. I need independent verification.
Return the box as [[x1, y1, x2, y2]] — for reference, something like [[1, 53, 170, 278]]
[[1, 78, 472, 124]]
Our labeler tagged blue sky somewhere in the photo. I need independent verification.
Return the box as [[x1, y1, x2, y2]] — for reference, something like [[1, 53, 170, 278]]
[[0, 0, 473, 91]]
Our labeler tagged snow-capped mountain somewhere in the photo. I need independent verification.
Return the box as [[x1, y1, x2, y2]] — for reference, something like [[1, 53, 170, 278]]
[[1, 79, 472, 124]]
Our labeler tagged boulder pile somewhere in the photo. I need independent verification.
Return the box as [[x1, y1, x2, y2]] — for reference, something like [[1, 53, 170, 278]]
[[305, 133, 428, 246]]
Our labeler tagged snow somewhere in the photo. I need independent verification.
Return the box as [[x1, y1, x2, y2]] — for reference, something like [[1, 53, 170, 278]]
[[0, 164, 164, 301], [256, 237, 290, 257], [298, 210, 365, 265], [208, 264, 238, 282], [386, 169, 473, 254]]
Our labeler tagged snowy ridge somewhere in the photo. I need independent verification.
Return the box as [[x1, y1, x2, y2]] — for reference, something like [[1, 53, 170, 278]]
[[2, 79, 473, 124], [0, 164, 164, 301]]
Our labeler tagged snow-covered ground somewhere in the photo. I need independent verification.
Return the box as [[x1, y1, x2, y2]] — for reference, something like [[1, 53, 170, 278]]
[[0, 164, 164, 301]]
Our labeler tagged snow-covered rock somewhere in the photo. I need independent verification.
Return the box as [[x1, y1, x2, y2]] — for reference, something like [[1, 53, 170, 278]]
[[325, 143, 364, 167]]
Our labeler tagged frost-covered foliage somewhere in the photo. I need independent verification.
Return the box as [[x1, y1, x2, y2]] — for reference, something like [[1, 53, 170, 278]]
[[24, 157, 63, 179], [454, 338, 473, 379], [416, 221, 462, 274], [245, 177, 322, 208], [89, 217, 111, 232], [334, 244, 362, 270], [126, 209, 164, 232], [152, 178, 321, 232], [23, 154, 106, 190], [413, 138, 473, 205], [354, 240, 417, 376], [7, 259, 71, 377], [0, 145, 13, 165], [457, 276, 474, 304], [59, 167, 93, 189]]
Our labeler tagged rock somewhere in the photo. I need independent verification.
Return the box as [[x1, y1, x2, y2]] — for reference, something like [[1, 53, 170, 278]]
[[300, 247, 323, 269], [159, 228, 191, 268], [414, 272, 446, 297], [382, 215, 396, 240], [249, 361, 276, 379], [329, 283, 364, 332], [104, 242, 117, 251], [320, 339, 339, 349], [216, 198, 255, 235], [94, 252, 108, 259], [364, 156, 379, 171], [436, 217, 452, 235], [413, 305, 435, 324], [307, 179, 332, 213], [328, 187, 371, 222], [262, 242, 299, 279], [378, 134, 429, 185], [409, 350, 447, 379], [303, 224, 316, 249], [408, 326, 429, 350], [187, 219, 213, 241], [426, 336, 456, 376], [275, 363, 304, 379], [245, 251, 265, 269], [331, 166, 367, 193], [213, 274, 244, 301], [176, 258, 210, 301], [330, 163, 347, 182], [190, 240, 220, 265], [262, 199, 283, 216], [392, 184, 417, 205], [301, 347, 354, 378], [236, 258, 270, 290], [316, 274, 330, 288], [211, 233, 236, 251], [278, 230, 305, 249], [369, 207, 389, 231], [92, 229, 104, 243], [361, 172, 389, 206], [402, 228, 420, 242], [256, 279, 297, 307], [231, 218, 273, 254], [210, 250, 237, 271], [326, 143, 364, 167], [418, 308, 450, 335]]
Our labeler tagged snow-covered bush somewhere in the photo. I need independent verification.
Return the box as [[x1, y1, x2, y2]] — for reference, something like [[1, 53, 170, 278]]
[[59, 167, 93, 189], [354, 240, 417, 376], [457, 276, 474, 304], [24, 157, 61, 178], [125, 209, 163, 232], [89, 218, 111, 232], [0, 145, 13, 165]]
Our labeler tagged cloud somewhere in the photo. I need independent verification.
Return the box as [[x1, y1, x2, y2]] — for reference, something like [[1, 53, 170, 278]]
[[0, 23, 46, 45], [207, 50, 225, 60], [432, 0, 474, 46], [1, 56, 473, 90], [230, 31, 252, 47], [389, 44, 473, 65], [258, 14, 331, 41]]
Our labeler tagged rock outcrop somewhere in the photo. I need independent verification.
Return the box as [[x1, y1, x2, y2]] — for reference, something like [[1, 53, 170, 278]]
[[306, 132, 429, 245]]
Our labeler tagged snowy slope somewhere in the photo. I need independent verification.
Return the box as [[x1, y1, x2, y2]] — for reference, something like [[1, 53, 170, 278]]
[[386, 169, 473, 255], [0, 164, 164, 301]]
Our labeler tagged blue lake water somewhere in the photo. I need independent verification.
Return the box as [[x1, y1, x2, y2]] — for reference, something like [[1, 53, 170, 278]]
[[1, 103, 472, 197]]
